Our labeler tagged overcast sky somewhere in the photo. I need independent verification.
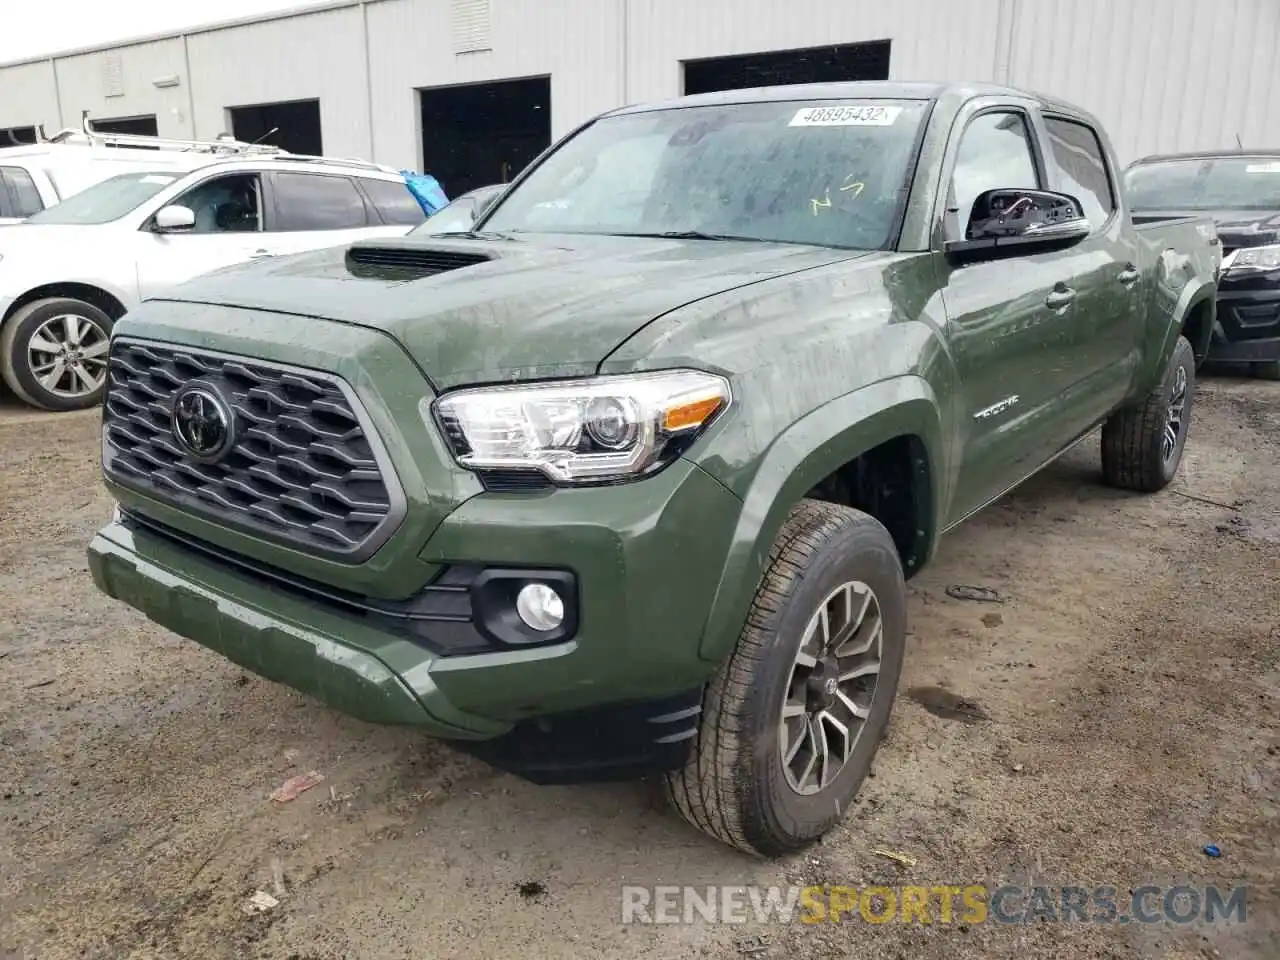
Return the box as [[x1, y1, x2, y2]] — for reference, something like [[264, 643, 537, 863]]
[[0, 0, 338, 63]]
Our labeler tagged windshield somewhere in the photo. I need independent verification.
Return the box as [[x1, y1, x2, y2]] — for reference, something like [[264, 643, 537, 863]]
[[410, 187, 501, 235], [24, 171, 181, 225], [482, 99, 930, 249], [1125, 157, 1280, 211]]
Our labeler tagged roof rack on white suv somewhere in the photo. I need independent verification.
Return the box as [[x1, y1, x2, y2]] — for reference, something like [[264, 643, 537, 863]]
[[32, 113, 399, 175]]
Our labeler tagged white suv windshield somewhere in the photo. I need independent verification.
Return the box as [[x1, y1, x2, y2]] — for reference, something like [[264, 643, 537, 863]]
[[24, 171, 181, 225], [482, 99, 930, 250]]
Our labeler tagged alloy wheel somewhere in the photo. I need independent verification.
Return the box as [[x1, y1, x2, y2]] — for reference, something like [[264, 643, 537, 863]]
[[778, 579, 884, 796], [1163, 364, 1188, 464], [27, 313, 110, 400]]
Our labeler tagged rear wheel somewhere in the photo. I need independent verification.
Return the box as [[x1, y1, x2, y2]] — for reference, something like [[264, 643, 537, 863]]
[[665, 499, 906, 857], [1100, 335, 1196, 493], [0, 297, 114, 411]]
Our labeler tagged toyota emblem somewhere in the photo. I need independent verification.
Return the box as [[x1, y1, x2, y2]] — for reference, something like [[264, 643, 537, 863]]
[[172, 383, 235, 461]]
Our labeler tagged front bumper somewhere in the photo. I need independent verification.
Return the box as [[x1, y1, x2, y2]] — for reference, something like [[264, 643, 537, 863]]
[[88, 455, 744, 769], [1209, 279, 1280, 362]]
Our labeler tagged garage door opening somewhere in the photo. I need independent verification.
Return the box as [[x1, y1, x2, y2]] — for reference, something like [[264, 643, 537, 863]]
[[682, 40, 892, 95], [92, 114, 160, 147], [1, 126, 37, 146], [229, 99, 322, 155], [419, 76, 551, 198], [93, 115, 159, 136]]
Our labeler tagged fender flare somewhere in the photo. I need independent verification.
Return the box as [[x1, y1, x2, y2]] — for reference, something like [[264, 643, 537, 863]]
[[1141, 277, 1216, 392], [696, 374, 946, 664]]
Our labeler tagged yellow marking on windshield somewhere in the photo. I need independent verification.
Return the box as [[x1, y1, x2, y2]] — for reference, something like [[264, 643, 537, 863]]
[[840, 176, 866, 197]]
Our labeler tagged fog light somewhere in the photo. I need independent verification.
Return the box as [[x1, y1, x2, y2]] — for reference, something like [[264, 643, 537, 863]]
[[515, 582, 564, 632]]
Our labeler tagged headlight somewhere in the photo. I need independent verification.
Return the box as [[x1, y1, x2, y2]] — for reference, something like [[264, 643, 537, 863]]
[[1221, 243, 1280, 275], [432, 369, 731, 484]]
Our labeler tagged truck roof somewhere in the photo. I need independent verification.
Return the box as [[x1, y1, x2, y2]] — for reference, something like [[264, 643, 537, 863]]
[[605, 80, 1092, 121]]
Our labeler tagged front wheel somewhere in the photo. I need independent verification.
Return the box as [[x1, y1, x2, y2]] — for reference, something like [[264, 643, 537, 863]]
[[0, 297, 114, 412], [665, 499, 907, 857], [1100, 335, 1196, 493]]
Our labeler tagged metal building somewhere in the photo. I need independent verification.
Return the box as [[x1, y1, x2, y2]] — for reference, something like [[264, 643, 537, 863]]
[[1, 0, 1277, 193]]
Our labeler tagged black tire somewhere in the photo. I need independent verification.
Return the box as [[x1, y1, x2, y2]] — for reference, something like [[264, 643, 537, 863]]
[[665, 499, 907, 857], [0, 297, 114, 412], [1100, 335, 1195, 493], [1256, 361, 1280, 382]]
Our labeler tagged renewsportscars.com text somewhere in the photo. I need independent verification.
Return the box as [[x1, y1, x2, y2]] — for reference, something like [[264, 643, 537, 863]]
[[620, 884, 1248, 925]]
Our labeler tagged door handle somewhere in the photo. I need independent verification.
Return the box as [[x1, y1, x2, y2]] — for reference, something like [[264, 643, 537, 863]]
[[1117, 263, 1141, 286], [1045, 283, 1076, 310], [249, 249, 274, 259]]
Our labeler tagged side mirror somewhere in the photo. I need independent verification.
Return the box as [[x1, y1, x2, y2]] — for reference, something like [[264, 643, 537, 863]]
[[945, 188, 1091, 262], [472, 190, 502, 223], [153, 204, 196, 233]]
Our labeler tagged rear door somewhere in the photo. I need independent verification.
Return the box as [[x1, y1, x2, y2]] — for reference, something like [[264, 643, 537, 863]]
[[260, 171, 409, 259], [1035, 112, 1140, 432], [934, 100, 1091, 524]]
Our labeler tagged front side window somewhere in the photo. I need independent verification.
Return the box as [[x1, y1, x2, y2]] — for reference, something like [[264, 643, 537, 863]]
[[272, 173, 370, 231], [483, 98, 932, 250], [23, 171, 180, 225], [948, 111, 1041, 236], [1, 166, 44, 217], [1043, 116, 1115, 228], [170, 173, 262, 233]]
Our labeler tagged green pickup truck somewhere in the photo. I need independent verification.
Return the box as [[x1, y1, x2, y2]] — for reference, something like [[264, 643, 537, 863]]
[[88, 82, 1220, 857]]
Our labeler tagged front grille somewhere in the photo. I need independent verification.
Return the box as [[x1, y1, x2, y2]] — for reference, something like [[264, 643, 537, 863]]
[[103, 338, 405, 563]]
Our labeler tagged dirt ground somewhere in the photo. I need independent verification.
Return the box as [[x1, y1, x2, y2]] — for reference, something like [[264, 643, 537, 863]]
[[0, 377, 1276, 960]]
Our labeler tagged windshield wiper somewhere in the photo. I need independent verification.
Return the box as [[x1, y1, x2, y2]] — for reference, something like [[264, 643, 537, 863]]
[[610, 230, 760, 242]]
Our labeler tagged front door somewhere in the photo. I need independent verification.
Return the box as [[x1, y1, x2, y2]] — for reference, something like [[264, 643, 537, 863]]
[[936, 107, 1090, 524], [134, 172, 273, 301]]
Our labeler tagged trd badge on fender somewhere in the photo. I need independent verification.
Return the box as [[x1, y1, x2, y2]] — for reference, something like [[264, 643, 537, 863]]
[[171, 383, 235, 461]]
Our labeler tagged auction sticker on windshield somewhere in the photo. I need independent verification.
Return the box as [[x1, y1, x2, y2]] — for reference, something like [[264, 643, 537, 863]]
[[789, 104, 903, 127]]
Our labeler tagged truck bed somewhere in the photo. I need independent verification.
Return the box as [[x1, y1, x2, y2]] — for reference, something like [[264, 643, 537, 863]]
[[1132, 212, 1210, 229]]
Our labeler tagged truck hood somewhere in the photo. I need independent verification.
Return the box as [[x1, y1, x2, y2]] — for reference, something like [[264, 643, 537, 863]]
[[153, 233, 863, 390]]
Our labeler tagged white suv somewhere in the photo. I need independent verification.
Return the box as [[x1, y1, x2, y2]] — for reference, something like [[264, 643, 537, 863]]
[[0, 136, 427, 412]]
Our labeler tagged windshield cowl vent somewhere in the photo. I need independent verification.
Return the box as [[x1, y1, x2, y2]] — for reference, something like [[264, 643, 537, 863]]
[[345, 242, 493, 278]]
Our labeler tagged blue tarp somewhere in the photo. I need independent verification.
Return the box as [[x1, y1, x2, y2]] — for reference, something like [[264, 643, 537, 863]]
[[400, 171, 450, 216]]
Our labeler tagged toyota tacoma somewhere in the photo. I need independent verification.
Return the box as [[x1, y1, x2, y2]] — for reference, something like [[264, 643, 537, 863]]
[[87, 82, 1220, 857]]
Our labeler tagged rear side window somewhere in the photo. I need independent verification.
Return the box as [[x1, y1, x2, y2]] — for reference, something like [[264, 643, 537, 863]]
[[271, 172, 370, 231], [0, 166, 44, 217], [361, 177, 425, 225], [1043, 117, 1116, 228]]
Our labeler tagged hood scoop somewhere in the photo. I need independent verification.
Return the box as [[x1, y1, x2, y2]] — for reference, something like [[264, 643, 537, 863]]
[[345, 240, 494, 280]]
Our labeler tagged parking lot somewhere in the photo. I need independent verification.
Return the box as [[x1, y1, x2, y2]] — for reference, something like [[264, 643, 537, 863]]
[[0, 377, 1276, 960]]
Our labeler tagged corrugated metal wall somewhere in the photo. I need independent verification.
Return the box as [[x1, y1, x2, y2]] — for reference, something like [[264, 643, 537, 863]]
[[50, 37, 190, 136], [186, 5, 372, 157], [365, 0, 624, 171], [624, 0, 1005, 105], [1002, 0, 1280, 162], [1, 0, 1277, 168]]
